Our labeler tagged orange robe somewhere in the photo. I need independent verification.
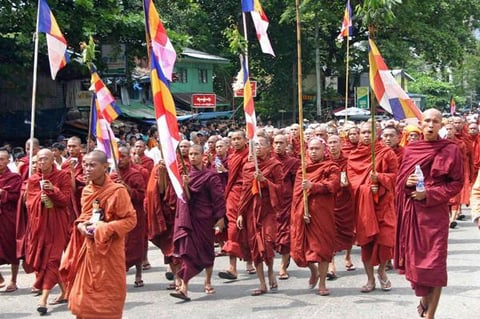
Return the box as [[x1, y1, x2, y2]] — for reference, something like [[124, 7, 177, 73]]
[[111, 165, 146, 269], [24, 167, 71, 290], [61, 155, 85, 219], [472, 133, 480, 182], [237, 157, 282, 265], [0, 168, 22, 265], [61, 177, 136, 319], [347, 142, 398, 265], [290, 160, 340, 266], [222, 146, 249, 259]]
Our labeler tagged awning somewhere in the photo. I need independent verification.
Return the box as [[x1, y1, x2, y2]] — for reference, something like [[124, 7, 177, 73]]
[[177, 111, 233, 122], [116, 100, 191, 120]]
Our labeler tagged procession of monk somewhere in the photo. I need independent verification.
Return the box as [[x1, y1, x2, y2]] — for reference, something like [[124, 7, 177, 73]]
[[1, 108, 480, 319]]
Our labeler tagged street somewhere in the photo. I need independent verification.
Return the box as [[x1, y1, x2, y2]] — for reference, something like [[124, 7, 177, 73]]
[[1, 210, 479, 319]]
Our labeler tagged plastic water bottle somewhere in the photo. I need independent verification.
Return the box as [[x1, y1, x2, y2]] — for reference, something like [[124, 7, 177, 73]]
[[415, 165, 425, 192]]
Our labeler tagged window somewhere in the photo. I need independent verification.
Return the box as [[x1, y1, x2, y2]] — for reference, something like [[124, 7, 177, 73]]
[[173, 68, 188, 83], [199, 69, 208, 83]]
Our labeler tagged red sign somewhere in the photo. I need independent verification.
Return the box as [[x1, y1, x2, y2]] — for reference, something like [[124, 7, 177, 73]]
[[191, 93, 216, 108], [234, 81, 257, 97]]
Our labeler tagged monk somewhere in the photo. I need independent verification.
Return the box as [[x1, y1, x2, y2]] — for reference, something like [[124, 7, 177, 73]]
[[111, 146, 146, 288], [469, 122, 480, 183], [290, 138, 340, 296], [382, 126, 404, 167], [395, 109, 464, 319], [17, 138, 40, 180], [219, 131, 250, 280], [213, 139, 229, 256], [342, 126, 360, 157], [236, 136, 282, 295], [347, 122, 398, 293], [133, 140, 154, 173], [24, 149, 71, 315], [61, 150, 136, 319], [0, 149, 22, 292], [61, 136, 85, 219], [271, 134, 300, 280], [171, 144, 226, 301], [327, 135, 356, 277]]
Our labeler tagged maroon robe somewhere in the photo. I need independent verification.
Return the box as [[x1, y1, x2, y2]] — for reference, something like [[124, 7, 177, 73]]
[[331, 155, 355, 251], [222, 146, 249, 259], [111, 165, 146, 269], [395, 139, 464, 296], [0, 168, 22, 265], [392, 146, 405, 167], [61, 155, 85, 219], [290, 159, 340, 266], [272, 152, 300, 255], [347, 142, 398, 265], [174, 166, 225, 282], [472, 134, 480, 182], [24, 167, 71, 290], [237, 157, 282, 265], [342, 140, 358, 158], [144, 164, 178, 264], [139, 154, 154, 173]]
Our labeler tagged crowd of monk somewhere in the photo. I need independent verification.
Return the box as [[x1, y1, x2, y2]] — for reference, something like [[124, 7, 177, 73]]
[[0, 108, 478, 319]]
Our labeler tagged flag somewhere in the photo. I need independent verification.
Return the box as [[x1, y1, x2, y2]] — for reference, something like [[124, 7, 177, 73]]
[[89, 67, 121, 160], [242, 0, 275, 56], [90, 66, 121, 122], [337, 0, 353, 41], [368, 38, 422, 121], [38, 0, 69, 79], [144, 0, 177, 81], [144, 0, 184, 201], [450, 96, 456, 115], [240, 55, 257, 139], [91, 95, 118, 160]]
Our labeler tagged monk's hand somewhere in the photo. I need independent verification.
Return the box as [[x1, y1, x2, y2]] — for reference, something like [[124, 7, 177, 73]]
[[77, 222, 93, 238], [406, 174, 418, 187], [370, 184, 379, 194], [370, 172, 378, 184], [411, 190, 426, 201], [182, 174, 190, 185], [254, 171, 265, 182], [41, 180, 53, 191], [303, 213, 311, 224], [302, 179, 312, 190], [236, 215, 244, 230], [215, 218, 225, 232]]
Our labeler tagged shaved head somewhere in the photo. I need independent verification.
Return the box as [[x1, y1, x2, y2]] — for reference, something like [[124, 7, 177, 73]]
[[423, 108, 442, 121], [85, 150, 108, 164]]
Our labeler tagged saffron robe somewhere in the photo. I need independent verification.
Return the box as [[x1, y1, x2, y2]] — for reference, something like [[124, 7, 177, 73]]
[[24, 167, 71, 290], [0, 168, 22, 265], [272, 152, 300, 254], [174, 166, 226, 282], [290, 160, 340, 267], [237, 157, 282, 265], [395, 139, 463, 296], [347, 142, 398, 265], [61, 155, 85, 219], [62, 176, 136, 319]]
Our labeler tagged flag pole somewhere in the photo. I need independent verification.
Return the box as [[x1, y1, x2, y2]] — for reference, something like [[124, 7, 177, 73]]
[[295, 0, 309, 223], [28, 0, 41, 177], [344, 35, 350, 124], [242, 10, 262, 198], [86, 64, 95, 153], [368, 28, 378, 203]]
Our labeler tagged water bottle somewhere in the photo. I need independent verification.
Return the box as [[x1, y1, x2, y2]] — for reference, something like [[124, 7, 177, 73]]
[[415, 165, 425, 192]]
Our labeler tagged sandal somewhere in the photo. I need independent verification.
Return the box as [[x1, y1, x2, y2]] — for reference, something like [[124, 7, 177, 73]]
[[317, 288, 330, 296], [278, 273, 289, 280], [142, 263, 151, 271], [417, 300, 428, 318], [377, 275, 392, 291], [166, 283, 178, 290], [270, 282, 278, 292], [345, 263, 356, 271], [134, 280, 144, 288], [204, 286, 216, 294], [246, 268, 256, 275], [326, 271, 338, 281], [360, 283, 376, 293], [5, 283, 18, 292], [49, 297, 68, 305], [251, 288, 267, 296]]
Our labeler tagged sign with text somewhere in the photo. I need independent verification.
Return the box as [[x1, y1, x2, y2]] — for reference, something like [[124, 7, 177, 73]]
[[356, 86, 369, 109], [234, 81, 257, 97], [191, 93, 216, 108]]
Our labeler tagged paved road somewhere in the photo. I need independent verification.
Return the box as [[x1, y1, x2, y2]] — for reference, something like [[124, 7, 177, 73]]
[[1, 210, 479, 319]]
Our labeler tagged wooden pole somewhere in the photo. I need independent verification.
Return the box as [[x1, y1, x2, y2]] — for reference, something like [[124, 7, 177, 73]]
[[344, 35, 350, 124], [86, 63, 95, 153], [28, 0, 41, 178], [295, 0, 309, 223], [176, 147, 190, 200], [368, 27, 378, 202]]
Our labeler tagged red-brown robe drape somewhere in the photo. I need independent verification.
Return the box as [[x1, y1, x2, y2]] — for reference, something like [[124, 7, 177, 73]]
[[395, 139, 463, 296], [290, 159, 340, 267]]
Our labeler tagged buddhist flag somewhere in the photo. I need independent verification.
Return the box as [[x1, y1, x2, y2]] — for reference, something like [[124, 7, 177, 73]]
[[144, 0, 176, 81], [368, 38, 422, 120], [240, 55, 257, 139], [242, 0, 275, 56], [450, 96, 456, 115], [38, 0, 69, 80], [144, 0, 184, 201], [91, 95, 118, 160], [89, 67, 120, 160], [337, 0, 353, 41], [90, 66, 121, 122]]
